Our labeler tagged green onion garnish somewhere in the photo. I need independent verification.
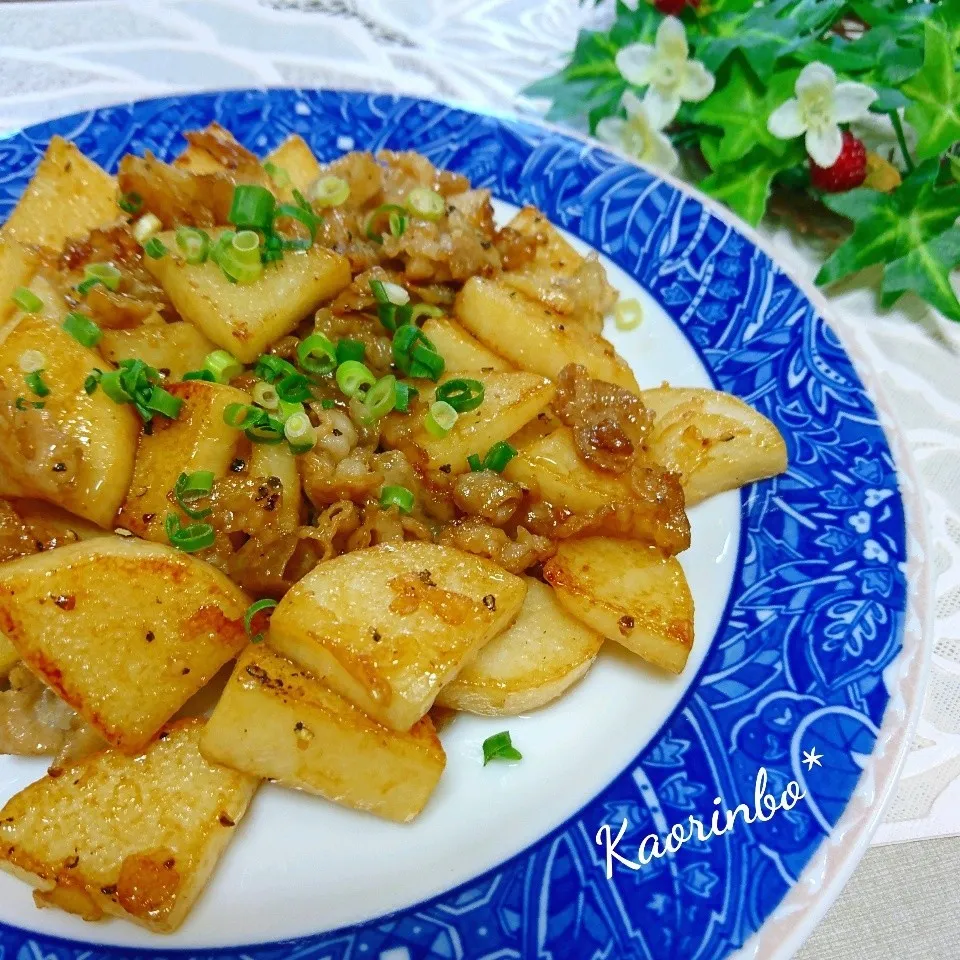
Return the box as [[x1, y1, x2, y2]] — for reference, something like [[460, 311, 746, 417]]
[[483, 441, 517, 473], [100, 370, 132, 404], [132, 213, 162, 245], [62, 312, 102, 348], [392, 324, 444, 379], [410, 303, 444, 323], [83, 263, 121, 292], [218, 230, 263, 284], [165, 513, 215, 553], [24, 371, 49, 398], [356, 375, 397, 425], [176, 226, 211, 265], [228, 184, 276, 232], [406, 187, 445, 221], [145, 386, 183, 419], [252, 381, 280, 410], [118, 192, 143, 215], [143, 237, 168, 260], [364, 203, 408, 244], [436, 378, 484, 413], [173, 470, 214, 520], [335, 360, 376, 398], [335, 339, 365, 365], [614, 298, 644, 331], [223, 402, 266, 430], [18, 350, 45, 373], [273, 201, 321, 251], [11, 287, 42, 313], [276, 398, 304, 423], [482, 730, 522, 765], [245, 414, 286, 445], [296, 333, 337, 376], [84, 369, 102, 395], [203, 349, 243, 384], [14, 396, 27, 411], [254, 354, 299, 384], [369, 278, 413, 332], [76, 277, 102, 296], [182, 369, 216, 382], [276, 372, 312, 403], [320, 398, 337, 409], [424, 400, 458, 438], [244, 598, 278, 643], [393, 381, 418, 413], [380, 484, 415, 514], [263, 162, 291, 188], [283, 411, 317, 454], [467, 454, 484, 472], [311, 175, 350, 207]]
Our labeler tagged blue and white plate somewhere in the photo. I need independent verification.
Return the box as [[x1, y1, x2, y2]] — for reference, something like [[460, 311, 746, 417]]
[[0, 91, 929, 960]]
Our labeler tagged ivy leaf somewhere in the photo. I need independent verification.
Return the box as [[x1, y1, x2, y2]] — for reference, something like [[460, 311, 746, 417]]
[[902, 20, 960, 161], [695, 59, 799, 165], [881, 227, 960, 321], [931, 0, 960, 50]]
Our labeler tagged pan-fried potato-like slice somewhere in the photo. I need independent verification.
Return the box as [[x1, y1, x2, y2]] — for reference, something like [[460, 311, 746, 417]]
[[201, 646, 445, 822], [544, 538, 694, 674], [456, 277, 638, 392], [0, 631, 16, 677], [0, 718, 257, 933], [0, 313, 139, 527], [264, 134, 322, 195], [420, 316, 511, 372], [270, 541, 527, 731], [642, 386, 788, 505], [382, 370, 554, 472], [437, 579, 602, 715], [250, 441, 301, 533], [117, 380, 250, 542], [99, 321, 218, 381], [143, 229, 351, 363], [0, 538, 251, 751], [1, 136, 118, 253], [0, 239, 39, 326]]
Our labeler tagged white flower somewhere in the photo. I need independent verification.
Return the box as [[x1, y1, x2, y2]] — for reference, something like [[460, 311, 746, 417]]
[[615, 17, 715, 124], [767, 62, 877, 168], [595, 90, 679, 173]]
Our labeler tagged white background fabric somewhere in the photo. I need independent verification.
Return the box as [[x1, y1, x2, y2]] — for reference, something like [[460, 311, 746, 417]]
[[0, 0, 958, 954]]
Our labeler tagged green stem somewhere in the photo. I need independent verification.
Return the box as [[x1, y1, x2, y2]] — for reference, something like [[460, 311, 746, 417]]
[[889, 112, 915, 174]]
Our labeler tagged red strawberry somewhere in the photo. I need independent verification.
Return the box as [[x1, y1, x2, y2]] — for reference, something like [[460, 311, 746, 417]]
[[809, 131, 868, 193], [654, 0, 689, 13]]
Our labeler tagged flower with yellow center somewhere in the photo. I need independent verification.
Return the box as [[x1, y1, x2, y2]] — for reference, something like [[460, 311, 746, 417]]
[[595, 90, 679, 173]]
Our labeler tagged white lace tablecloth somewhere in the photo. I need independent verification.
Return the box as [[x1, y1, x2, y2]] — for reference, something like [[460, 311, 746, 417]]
[[1, 0, 958, 954]]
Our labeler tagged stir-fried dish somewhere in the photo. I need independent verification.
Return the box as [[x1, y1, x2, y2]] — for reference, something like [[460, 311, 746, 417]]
[[0, 124, 787, 933]]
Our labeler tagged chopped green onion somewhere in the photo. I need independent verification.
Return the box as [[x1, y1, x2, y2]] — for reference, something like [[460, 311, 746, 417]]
[[273, 202, 320, 251], [254, 354, 298, 384], [296, 333, 337, 376], [365, 203, 408, 244], [83, 263, 121, 292], [483, 441, 517, 473], [371, 279, 409, 306], [176, 226, 211, 265], [482, 730, 522, 765], [223, 403, 266, 430], [410, 303, 444, 323], [424, 400, 458, 438], [467, 453, 484, 472], [335, 339, 365, 365], [406, 186, 445, 221], [118, 192, 143, 215], [209, 230, 237, 268], [217, 231, 263, 284], [182, 369, 216, 382], [380, 484, 415, 514], [100, 370, 132, 404], [392, 325, 441, 377], [320, 398, 337, 409], [24, 371, 49, 398], [263, 162, 291, 188], [62, 312, 102, 348], [204, 349, 243, 384], [244, 598, 278, 643], [173, 470, 214, 520], [18, 350, 45, 373], [311, 175, 350, 207], [11, 287, 42, 313], [228, 184, 276, 231], [165, 513, 215, 553], [76, 277, 102, 296], [357, 375, 397, 425], [245, 414, 286, 445], [84, 369, 102, 395], [143, 237, 168, 260], [614, 298, 644, 331], [393, 381, 418, 413], [14, 396, 26, 411], [336, 360, 376, 398], [132, 213, 162, 245], [284, 411, 317, 454], [277, 372, 312, 403], [276, 398, 304, 423], [436, 378, 484, 413], [145, 387, 183, 419], [409, 344, 445, 381], [252, 381, 280, 410]]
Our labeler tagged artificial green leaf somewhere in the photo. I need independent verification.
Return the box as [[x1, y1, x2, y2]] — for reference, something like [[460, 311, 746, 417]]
[[869, 87, 911, 113], [902, 21, 960, 161], [694, 59, 799, 165], [881, 226, 960, 322], [699, 145, 803, 226], [931, 0, 960, 50]]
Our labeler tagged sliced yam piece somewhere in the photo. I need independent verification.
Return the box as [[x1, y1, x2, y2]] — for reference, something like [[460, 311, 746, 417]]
[[201, 646, 445, 822], [544, 538, 694, 674], [1, 137, 118, 252], [0, 718, 257, 933], [117, 380, 250, 542], [249, 441, 301, 533], [421, 316, 511, 372], [269, 541, 527, 731], [436, 579, 602, 715], [0, 238, 40, 326], [99, 321, 218, 381], [0, 631, 16, 677], [382, 370, 554, 472], [456, 277, 638, 392], [143, 229, 351, 362], [0, 313, 139, 527], [643, 386, 788, 505], [264, 134, 322, 195], [172, 123, 264, 180], [0, 538, 251, 751]]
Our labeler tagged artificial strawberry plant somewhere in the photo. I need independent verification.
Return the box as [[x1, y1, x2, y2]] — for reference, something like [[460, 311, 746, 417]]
[[526, 0, 960, 322]]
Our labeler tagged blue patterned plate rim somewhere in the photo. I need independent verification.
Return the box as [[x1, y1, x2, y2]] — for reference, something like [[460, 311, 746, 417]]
[[0, 89, 929, 960]]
